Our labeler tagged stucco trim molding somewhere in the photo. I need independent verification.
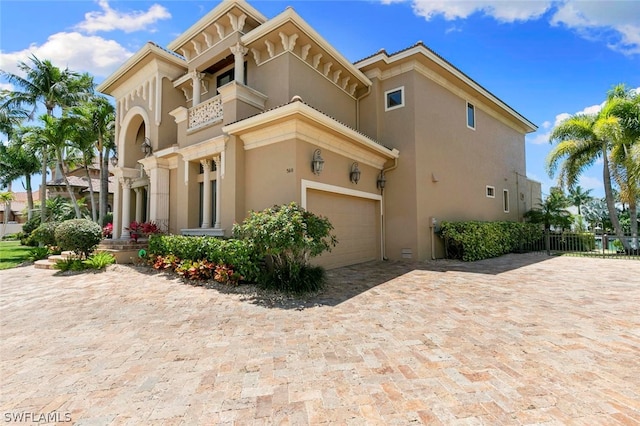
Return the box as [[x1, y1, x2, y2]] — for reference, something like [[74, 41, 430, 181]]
[[178, 135, 227, 162], [300, 179, 382, 211]]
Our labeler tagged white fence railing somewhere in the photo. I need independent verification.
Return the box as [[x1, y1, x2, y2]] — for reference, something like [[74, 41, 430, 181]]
[[188, 95, 223, 130]]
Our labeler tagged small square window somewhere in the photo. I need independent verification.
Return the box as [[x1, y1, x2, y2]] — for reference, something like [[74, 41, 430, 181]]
[[385, 87, 404, 111], [503, 189, 510, 212], [486, 186, 495, 198], [467, 102, 475, 129]]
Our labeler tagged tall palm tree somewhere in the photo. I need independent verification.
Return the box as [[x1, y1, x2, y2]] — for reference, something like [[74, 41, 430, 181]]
[[28, 114, 82, 218], [69, 96, 115, 224], [0, 55, 93, 222], [607, 85, 639, 248], [0, 130, 41, 220], [567, 185, 593, 216], [0, 92, 28, 138], [547, 98, 629, 251], [0, 190, 15, 238]]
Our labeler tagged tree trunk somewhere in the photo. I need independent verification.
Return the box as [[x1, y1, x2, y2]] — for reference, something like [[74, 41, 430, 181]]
[[25, 174, 33, 221], [602, 144, 630, 251], [99, 147, 108, 226], [629, 194, 638, 253], [40, 147, 47, 223], [84, 164, 97, 222], [56, 149, 82, 219]]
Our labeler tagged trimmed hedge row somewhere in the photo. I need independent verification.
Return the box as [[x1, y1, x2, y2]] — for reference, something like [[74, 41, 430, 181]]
[[440, 221, 542, 261], [148, 235, 261, 283]]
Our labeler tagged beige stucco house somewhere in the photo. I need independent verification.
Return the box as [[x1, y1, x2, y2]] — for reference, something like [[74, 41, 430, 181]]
[[98, 0, 540, 268]]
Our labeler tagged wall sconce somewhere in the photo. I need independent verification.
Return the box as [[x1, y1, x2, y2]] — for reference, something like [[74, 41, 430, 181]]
[[312, 149, 324, 175], [377, 171, 386, 189], [141, 137, 152, 157], [110, 151, 118, 167], [350, 162, 361, 184]]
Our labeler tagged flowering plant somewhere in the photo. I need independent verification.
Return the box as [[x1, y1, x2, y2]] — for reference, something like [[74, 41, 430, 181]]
[[126, 221, 160, 242], [102, 223, 113, 239]]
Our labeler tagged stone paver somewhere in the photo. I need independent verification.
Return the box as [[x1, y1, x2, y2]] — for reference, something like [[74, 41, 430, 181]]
[[1, 254, 639, 425]]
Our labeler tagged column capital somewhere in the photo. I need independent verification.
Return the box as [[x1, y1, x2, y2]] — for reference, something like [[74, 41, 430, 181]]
[[230, 42, 248, 57], [119, 177, 131, 189], [200, 158, 212, 169], [191, 71, 205, 80]]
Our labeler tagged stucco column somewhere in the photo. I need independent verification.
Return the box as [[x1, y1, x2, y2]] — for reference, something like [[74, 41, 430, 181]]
[[214, 156, 221, 229], [192, 72, 202, 105], [120, 178, 132, 239], [230, 43, 248, 84], [134, 187, 143, 223], [112, 173, 121, 240], [201, 159, 212, 228], [149, 165, 170, 233]]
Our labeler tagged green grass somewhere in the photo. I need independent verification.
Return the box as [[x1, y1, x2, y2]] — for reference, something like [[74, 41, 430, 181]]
[[0, 241, 32, 270]]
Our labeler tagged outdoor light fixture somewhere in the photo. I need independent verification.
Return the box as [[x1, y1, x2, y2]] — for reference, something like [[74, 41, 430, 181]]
[[377, 171, 386, 189], [110, 152, 118, 167], [312, 149, 324, 175], [350, 162, 361, 184], [141, 137, 152, 157]]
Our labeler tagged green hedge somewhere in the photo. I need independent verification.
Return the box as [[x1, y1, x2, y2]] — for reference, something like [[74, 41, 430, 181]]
[[440, 221, 542, 261], [148, 235, 260, 282]]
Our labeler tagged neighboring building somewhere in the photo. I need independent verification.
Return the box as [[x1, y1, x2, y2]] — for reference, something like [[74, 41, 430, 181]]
[[98, 0, 540, 268], [47, 163, 116, 215]]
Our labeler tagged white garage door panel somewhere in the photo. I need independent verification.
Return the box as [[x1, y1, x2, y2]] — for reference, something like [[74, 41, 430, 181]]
[[307, 189, 379, 269]]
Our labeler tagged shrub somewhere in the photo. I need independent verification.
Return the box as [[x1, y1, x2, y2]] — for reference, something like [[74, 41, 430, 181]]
[[232, 202, 336, 293], [126, 221, 161, 242], [101, 212, 113, 227], [83, 251, 116, 269], [27, 246, 51, 261], [440, 221, 542, 261], [54, 256, 86, 272], [102, 223, 113, 239], [32, 222, 59, 247], [20, 216, 41, 246], [55, 219, 103, 259]]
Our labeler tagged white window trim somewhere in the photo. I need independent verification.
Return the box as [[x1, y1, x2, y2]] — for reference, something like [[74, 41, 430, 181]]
[[384, 86, 405, 111], [466, 101, 476, 130], [486, 185, 495, 198], [503, 189, 510, 213]]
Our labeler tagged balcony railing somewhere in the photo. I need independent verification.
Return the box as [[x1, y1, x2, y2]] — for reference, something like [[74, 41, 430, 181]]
[[188, 95, 222, 130]]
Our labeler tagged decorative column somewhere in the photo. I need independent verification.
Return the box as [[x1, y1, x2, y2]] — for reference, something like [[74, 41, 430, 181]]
[[192, 72, 203, 105], [201, 159, 212, 228], [120, 178, 132, 239], [134, 187, 144, 223], [230, 43, 248, 84], [214, 156, 221, 229], [148, 163, 170, 233], [112, 174, 121, 240]]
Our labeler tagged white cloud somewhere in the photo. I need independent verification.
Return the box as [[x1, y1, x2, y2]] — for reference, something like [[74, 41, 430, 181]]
[[0, 32, 133, 78], [408, 0, 551, 23], [527, 131, 551, 145], [551, 1, 640, 55], [541, 120, 552, 129], [75, 0, 171, 34], [0, 82, 14, 91], [386, 0, 640, 55]]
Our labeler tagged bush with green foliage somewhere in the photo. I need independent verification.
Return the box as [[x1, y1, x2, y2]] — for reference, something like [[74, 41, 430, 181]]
[[148, 234, 260, 282], [54, 257, 86, 272], [20, 216, 41, 246], [54, 219, 103, 258], [27, 246, 51, 261], [83, 252, 116, 269], [32, 222, 59, 247], [232, 202, 336, 293], [440, 221, 542, 261]]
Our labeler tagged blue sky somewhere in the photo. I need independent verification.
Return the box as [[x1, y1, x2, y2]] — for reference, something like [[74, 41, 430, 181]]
[[1, 0, 639, 199]]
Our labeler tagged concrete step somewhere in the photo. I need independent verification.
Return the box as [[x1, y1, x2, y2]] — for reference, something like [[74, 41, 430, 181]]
[[33, 251, 77, 270]]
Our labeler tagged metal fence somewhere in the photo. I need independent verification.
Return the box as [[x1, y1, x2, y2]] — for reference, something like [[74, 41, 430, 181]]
[[525, 231, 639, 260]]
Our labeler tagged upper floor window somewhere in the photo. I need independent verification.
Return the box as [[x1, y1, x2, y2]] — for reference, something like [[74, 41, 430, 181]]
[[503, 189, 510, 212], [486, 185, 495, 198], [385, 87, 404, 111], [467, 102, 475, 129], [217, 69, 234, 88]]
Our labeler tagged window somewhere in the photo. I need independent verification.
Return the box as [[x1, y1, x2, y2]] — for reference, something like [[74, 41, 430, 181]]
[[217, 69, 234, 88], [385, 87, 404, 111], [486, 186, 495, 198], [503, 189, 510, 212], [467, 102, 475, 129]]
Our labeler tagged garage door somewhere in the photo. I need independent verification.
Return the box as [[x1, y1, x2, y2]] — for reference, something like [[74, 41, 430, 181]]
[[306, 189, 380, 269]]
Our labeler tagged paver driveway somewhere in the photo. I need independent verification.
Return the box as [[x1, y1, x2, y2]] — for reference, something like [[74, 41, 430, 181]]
[[1, 254, 639, 425]]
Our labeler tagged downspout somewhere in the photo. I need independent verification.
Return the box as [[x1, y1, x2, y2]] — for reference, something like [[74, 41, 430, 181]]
[[380, 158, 399, 260]]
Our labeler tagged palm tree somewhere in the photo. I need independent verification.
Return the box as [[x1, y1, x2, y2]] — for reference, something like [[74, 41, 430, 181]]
[[0, 130, 41, 220], [0, 190, 15, 238], [524, 188, 572, 231], [0, 92, 28, 138], [0, 55, 93, 222], [567, 185, 593, 216], [547, 97, 630, 251], [69, 96, 115, 224], [27, 115, 82, 218]]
